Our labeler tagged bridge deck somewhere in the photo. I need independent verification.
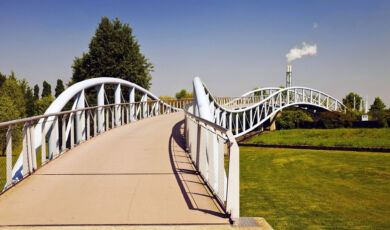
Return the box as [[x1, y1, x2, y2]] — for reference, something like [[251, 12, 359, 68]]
[[0, 112, 229, 226]]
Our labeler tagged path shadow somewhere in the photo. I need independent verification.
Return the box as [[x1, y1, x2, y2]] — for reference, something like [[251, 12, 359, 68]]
[[168, 120, 227, 218]]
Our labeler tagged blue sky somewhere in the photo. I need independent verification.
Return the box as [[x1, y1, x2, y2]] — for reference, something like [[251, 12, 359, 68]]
[[0, 0, 389, 106]]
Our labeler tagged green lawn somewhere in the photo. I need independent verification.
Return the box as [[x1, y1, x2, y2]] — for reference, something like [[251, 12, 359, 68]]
[[0, 145, 43, 190], [240, 146, 390, 229], [246, 128, 390, 148]]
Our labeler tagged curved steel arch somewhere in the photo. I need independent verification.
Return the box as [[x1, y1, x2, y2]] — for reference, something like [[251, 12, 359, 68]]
[[12, 77, 179, 180], [221, 87, 281, 109], [193, 77, 345, 138]]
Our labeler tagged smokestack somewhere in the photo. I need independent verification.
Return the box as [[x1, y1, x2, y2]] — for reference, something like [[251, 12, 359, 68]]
[[286, 65, 292, 88]]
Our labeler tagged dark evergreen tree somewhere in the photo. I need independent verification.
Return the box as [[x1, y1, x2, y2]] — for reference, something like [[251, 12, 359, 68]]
[[0, 72, 6, 88], [25, 87, 35, 117], [55, 79, 65, 97], [71, 17, 153, 89], [42, 81, 52, 98], [33, 84, 40, 100], [370, 97, 386, 112]]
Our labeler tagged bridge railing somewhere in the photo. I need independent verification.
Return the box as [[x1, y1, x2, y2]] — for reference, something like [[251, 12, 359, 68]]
[[194, 77, 345, 138], [0, 99, 182, 193], [184, 108, 239, 221]]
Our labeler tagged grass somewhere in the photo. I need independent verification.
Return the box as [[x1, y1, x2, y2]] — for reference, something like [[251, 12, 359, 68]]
[[246, 128, 390, 148], [0, 144, 44, 190], [240, 146, 390, 229]]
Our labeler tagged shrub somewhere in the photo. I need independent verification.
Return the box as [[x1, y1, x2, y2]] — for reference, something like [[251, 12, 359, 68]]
[[276, 110, 313, 129], [316, 112, 354, 129]]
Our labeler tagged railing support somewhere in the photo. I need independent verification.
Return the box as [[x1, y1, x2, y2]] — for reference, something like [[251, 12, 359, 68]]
[[5, 126, 13, 188]]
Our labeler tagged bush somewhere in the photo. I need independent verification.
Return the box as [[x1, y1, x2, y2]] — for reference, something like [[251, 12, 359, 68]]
[[276, 110, 313, 129], [369, 111, 390, 128], [352, 121, 386, 128], [315, 111, 354, 129]]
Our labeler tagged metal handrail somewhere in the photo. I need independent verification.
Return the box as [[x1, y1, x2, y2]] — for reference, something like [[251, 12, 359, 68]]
[[183, 104, 240, 221], [0, 98, 188, 193]]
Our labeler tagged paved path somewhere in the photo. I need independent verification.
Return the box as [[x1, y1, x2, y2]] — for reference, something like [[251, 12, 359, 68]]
[[0, 112, 229, 226]]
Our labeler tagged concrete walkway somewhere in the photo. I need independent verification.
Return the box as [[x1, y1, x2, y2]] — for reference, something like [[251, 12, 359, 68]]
[[0, 112, 229, 226]]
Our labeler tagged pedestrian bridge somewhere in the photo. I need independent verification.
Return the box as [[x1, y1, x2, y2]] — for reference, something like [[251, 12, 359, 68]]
[[0, 77, 344, 227]]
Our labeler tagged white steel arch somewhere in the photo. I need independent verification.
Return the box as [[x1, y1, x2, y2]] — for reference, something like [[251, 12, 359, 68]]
[[193, 77, 346, 138], [11, 77, 180, 180]]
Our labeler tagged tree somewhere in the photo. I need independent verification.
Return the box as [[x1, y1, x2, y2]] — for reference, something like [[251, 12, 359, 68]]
[[25, 86, 35, 117], [276, 110, 313, 129], [0, 74, 26, 119], [42, 81, 52, 98], [370, 97, 386, 112], [0, 74, 26, 154], [71, 17, 153, 90], [33, 84, 40, 100], [55, 79, 65, 97], [342, 92, 362, 111], [175, 89, 193, 99], [34, 96, 54, 115], [0, 72, 6, 88]]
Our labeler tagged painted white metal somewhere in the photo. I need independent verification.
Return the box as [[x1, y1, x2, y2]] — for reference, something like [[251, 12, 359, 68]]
[[75, 90, 85, 144], [195, 79, 345, 138], [115, 84, 121, 126], [10, 77, 180, 181], [97, 84, 105, 133]]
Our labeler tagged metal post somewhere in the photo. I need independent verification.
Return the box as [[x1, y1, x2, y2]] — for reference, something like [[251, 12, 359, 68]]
[[111, 107, 115, 128], [217, 135, 226, 201], [48, 117, 59, 159], [142, 94, 147, 118], [75, 90, 85, 144], [86, 111, 90, 140], [243, 111, 246, 132], [93, 109, 97, 137], [29, 123, 37, 170], [61, 116, 66, 153], [235, 114, 238, 135], [105, 108, 109, 130], [115, 84, 121, 126], [129, 87, 135, 121], [70, 114, 74, 149], [207, 129, 217, 191], [226, 131, 240, 220], [22, 124, 29, 176], [197, 125, 207, 178], [121, 105, 124, 124], [229, 113, 232, 131], [97, 84, 105, 133], [5, 126, 13, 187], [42, 119, 47, 164], [190, 118, 197, 162]]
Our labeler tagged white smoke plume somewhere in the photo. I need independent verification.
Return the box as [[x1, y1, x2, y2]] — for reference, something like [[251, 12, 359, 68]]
[[286, 42, 317, 63]]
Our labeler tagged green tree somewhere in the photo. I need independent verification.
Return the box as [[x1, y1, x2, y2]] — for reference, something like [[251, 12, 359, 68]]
[[34, 96, 54, 115], [55, 79, 65, 97], [33, 84, 40, 100], [42, 81, 52, 98], [276, 110, 313, 129], [342, 92, 362, 111], [175, 89, 193, 99], [370, 97, 386, 112], [0, 74, 26, 118], [0, 74, 26, 154], [71, 17, 153, 90], [25, 86, 35, 117], [0, 72, 6, 88]]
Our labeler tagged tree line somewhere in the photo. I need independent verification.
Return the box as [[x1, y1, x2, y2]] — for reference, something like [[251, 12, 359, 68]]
[[0, 72, 66, 123]]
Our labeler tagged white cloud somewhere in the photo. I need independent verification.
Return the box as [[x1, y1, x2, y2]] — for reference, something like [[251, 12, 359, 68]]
[[286, 42, 317, 63], [313, 22, 318, 29]]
